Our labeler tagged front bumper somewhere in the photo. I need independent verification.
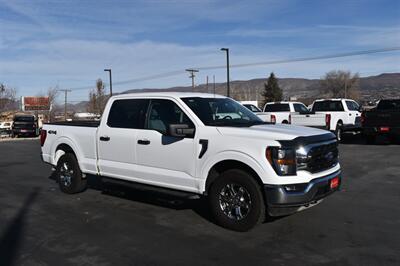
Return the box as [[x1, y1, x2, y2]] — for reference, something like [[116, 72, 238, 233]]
[[265, 170, 341, 216]]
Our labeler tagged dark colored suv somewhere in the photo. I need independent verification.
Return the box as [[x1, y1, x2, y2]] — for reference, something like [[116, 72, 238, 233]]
[[12, 115, 38, 137]]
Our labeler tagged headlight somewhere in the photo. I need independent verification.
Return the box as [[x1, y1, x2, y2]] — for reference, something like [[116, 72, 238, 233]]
[[266, 147, 296, 176]]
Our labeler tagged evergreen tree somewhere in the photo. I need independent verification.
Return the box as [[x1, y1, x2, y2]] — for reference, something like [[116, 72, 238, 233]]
[[262, 72, 282, 105]]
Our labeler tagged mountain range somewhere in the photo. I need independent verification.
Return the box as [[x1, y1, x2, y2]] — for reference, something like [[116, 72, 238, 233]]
[[64, 73, 400, 112]]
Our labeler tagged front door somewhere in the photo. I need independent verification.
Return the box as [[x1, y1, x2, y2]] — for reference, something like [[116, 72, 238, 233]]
[[135, 99, 198, 191]]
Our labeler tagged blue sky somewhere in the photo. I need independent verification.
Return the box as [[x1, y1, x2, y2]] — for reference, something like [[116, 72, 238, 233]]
[[0, 0, 399, 102]]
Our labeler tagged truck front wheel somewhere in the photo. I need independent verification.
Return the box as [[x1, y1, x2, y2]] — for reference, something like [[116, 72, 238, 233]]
[[55, 153, 87, 194], [208, 169, 265, 231]]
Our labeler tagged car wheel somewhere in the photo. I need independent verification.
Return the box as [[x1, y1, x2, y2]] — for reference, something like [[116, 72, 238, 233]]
[[335, 123, 343, 142], [208, 169, 265, 231], [56, 153, 87, 194]]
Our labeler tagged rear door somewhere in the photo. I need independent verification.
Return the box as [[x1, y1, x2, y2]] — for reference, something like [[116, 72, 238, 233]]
[[135, 98, 198, 191], [97, 98, 149, 179]]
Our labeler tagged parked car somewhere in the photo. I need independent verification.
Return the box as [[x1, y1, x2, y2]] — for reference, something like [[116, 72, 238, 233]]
[[362, 99, 400, 143], [0, 121, 13, 136], [41, 92, 341, 231], [12, 115, 38, 137]]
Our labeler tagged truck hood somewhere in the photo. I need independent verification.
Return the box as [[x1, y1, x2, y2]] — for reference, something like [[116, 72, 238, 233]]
[[217, 124, 330, 141]]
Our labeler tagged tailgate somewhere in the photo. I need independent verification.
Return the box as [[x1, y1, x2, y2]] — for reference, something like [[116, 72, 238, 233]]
[[291, 113, 326, 127], [364, 111, 400, 127]]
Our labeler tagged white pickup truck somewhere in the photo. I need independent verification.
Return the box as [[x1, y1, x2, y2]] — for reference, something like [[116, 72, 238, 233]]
[[295, 99, 362, 141], [41, 92, 341, 231]]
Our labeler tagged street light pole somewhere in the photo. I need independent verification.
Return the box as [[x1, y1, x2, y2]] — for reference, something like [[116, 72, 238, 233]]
[[220, 48, 230, 97], [104, 69, 112, 96]]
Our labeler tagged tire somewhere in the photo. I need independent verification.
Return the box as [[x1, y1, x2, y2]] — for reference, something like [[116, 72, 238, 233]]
[[208, 169, 265, 232], [282, 120, 289, 124], [55, 153, 87, 194], [335, 122, 343, 142], [366, 135, 376, 144]]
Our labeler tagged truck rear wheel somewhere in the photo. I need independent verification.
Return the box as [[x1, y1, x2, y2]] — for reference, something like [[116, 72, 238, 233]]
[[208, 169, 265, 231], [56, 153, 87, 194]]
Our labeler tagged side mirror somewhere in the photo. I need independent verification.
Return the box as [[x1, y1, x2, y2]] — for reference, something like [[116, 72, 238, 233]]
[[168, 124, 195, 138]]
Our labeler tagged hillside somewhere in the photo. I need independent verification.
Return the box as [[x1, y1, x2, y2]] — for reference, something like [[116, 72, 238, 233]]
[[65, 73, 400, 112]]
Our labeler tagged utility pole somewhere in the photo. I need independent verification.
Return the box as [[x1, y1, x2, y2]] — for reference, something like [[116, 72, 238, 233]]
[[213, 75, 216, 97], [206, 76, 209, 93], [220, 48, 230, 97], [344, 78, 347, 99], [104, 69, 112, 96], [59, 89, 71, 121], [185, 69, 199, 91]]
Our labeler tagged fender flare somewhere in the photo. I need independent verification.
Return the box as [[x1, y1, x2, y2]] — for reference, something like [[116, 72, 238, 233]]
[[51, 136, 84, 169]]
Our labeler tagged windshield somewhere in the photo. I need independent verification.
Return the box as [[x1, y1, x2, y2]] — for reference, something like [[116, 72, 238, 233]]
[[181, 97, 265, 127]]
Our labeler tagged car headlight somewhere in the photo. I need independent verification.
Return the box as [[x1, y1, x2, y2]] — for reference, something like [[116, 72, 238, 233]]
[[266, 147, 296, 176]]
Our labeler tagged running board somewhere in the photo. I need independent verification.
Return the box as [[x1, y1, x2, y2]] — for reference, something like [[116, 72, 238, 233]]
[[101, 177, 201, 200]]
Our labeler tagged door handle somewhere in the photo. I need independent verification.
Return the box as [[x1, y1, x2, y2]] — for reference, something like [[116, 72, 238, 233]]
[[137, 139, 150, 145], [100, 136, 110, 141]]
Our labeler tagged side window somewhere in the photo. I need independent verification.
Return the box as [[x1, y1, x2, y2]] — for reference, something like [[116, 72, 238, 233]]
[[293, 103, 309, 113], [107, 99, 149, 129], [346, 101, 359, 111], [146, 99, 194, 135]]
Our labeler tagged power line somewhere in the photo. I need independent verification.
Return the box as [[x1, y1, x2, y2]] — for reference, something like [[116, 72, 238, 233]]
[[66, 46, 400, 91]]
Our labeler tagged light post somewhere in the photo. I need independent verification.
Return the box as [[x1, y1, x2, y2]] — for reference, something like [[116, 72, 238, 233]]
[[104, 69, 113, 96], [220, 48, 230, 97]]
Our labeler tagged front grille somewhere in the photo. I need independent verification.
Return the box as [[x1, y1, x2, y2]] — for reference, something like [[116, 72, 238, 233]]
[[297, 141, 339, 173]]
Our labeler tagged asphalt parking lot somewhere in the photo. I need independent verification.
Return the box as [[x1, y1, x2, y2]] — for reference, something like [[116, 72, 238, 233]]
[[0, 138, 399, 266]]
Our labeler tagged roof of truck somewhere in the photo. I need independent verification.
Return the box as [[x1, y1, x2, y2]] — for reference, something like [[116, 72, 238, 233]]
[[113, 92, 226, 99]]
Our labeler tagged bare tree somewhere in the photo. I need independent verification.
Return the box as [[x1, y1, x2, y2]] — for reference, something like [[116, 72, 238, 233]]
[[47, 87, 59, 122], [0, 83, 17, 112], [87, 79, 108, 115], [321, 70, 360, 100]]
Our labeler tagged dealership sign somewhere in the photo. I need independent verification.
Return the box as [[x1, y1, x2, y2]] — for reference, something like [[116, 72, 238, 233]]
[[21, 96, 51, 111]]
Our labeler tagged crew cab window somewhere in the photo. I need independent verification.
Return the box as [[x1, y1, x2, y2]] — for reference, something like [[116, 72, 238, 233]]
[[146, 99, 194, 135], [107, 99, 149, 129], [345, 101, 359, 111], [293, 103, 309, 113], [312, 101, 344, 112], [264, 103, 290, 112]]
